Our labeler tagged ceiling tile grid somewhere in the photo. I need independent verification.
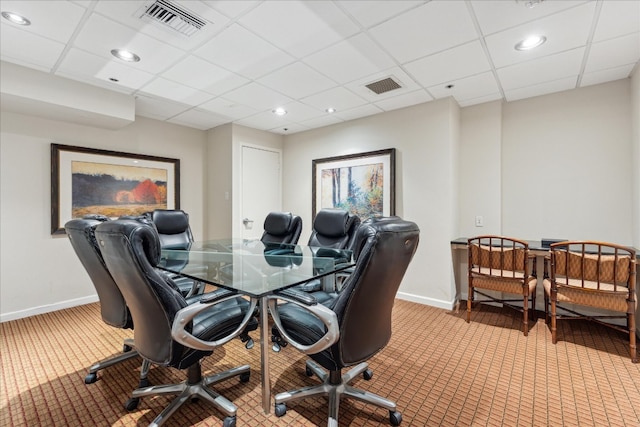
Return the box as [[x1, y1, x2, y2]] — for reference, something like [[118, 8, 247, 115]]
[[0, 0, 638, 134]]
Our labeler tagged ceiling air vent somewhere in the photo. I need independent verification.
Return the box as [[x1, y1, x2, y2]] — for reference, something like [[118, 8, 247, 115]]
[[138, 0, 206, 36], [365, 77, 402, 95]]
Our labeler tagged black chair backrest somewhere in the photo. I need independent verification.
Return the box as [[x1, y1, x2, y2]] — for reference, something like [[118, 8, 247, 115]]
[[308, 209, 361, 250], [149, 209, 194, 250], [261, 212, 303, 245], [95, 219, 189, 366], [64, 218, 132, 329], [330, 217, 419, 367]]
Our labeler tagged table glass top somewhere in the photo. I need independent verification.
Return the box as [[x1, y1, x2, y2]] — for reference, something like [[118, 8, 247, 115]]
[[160, 239, 353, 297]]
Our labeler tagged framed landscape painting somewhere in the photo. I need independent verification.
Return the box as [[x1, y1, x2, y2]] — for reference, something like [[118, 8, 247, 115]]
[[51, 144, 180, 234], [312, 148, 395, 221]]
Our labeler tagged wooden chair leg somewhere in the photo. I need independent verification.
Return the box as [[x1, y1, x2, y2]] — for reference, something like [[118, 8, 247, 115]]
[[629, 312, 637, 363], [466, 286, 473, 323], [523, 294, 529, 336], [550, 299, 557, 344]]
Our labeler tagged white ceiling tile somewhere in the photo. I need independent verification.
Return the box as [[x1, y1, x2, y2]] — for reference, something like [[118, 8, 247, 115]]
[[135, 94, 192, 121], [504, 76, 577, 102], [374, 89, 433, 111], [427, 71, 500, 103], [280, 101, 325, 123], [56, 48, 155, 91], [498, 48, 584, 90], [592, 0, 640, 42], [405, 40, 491, 88], [168, 108, 230, 130], [94, 0, 230, 51], [0, 0, 86, 43], [485, 2, 596, 69], [203, 1, 261, 19], [457, 92, 503, 107], [139, 77, 215, 105], [303, 33, 396, 84], [335, 104, 383, 122], [0, 24, 65, 71], [271, 123, 310, 135], [161, 55, 248, 96], [257, 62, 336, 99], [584, 32, 640, 74], [301, 86, 368, 112], [238, 1, 360, 58], [198, 97, 259, 120], [193, 23, 294, 79], [299, 114, 345, 129], [338, 1, 426, 28], [470, 0, 588, 36], [73, 14, 186, 74], [236, 110, 295, 132], [580, 64, 635, 88], [222, 82, 293, 111], [368, 1, 478, 63]]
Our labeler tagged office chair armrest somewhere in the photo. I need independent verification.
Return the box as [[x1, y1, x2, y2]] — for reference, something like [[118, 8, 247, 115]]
[[172, 293, 258, 351], [267, 295, 339, 355], [275, 288, 318, 305]]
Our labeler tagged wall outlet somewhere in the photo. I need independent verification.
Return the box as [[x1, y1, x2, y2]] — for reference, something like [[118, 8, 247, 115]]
[[475, 215, 484, 227]]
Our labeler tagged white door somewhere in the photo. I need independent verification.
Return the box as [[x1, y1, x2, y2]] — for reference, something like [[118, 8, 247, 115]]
[[240, 145, 281, 240]]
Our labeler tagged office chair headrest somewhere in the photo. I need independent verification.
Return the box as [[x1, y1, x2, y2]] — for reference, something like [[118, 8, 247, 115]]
[[96, 219, 163, 267], [264, 212, 295, 235], [151, 209, 190, 235], [314, 209, 351, 237]]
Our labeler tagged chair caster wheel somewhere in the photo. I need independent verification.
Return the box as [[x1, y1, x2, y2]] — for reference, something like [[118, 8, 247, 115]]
[[239, 372, 250, 383], [123, 344, 133, 352], [390, 410, 402, 426], [245, 338, 254, 349], [305, 366, 314, 377], [363, 368, 373, 380], [223, 415, 236, 427], [84, 372, 97, 384], [272, 343, 281, 352], [125, 397, 140, 411], [275, 403, 287, 417]]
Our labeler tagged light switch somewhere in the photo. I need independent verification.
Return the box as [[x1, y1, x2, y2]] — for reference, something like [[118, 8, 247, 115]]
[[475, 216, 484, 227]]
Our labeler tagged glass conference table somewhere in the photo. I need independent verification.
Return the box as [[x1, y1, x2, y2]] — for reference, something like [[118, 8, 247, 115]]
[[159, 239, 354, 414]]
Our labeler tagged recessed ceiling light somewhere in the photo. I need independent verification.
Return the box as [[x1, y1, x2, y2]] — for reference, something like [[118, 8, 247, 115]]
[[1, 11, 31, 25], [272, 107, 287, 116], [515, 35, 547, 51], [326, 107, 336, 113], [110, 49, 141, 62]]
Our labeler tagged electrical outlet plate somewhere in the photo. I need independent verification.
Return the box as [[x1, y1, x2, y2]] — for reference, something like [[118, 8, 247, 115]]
[[475, 216, 484, 227]]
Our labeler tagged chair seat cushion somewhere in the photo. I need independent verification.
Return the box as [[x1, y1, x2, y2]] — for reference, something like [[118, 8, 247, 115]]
[[471, 273, 536, 294], [543, 279, 634, 312]]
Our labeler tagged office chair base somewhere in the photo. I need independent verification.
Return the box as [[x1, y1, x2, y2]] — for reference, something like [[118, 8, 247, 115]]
[[85, 338, 139, 384], [274, 360, 401, 427], [128, 363, 250, 427]]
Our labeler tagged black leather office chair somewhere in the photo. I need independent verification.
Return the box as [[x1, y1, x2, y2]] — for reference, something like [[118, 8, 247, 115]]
[[64, 217, 150, 387], [147, 209, 205, 297], [95, 219, 258, 427], [268, 217, 419, 426], [261, 211, 303, 245]]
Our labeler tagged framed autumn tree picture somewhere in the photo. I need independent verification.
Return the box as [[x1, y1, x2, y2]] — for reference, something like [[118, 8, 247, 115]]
[[51, 143, 180, 234]]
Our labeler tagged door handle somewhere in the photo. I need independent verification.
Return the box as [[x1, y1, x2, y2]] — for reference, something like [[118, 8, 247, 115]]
[[243, 218, 254, 229]]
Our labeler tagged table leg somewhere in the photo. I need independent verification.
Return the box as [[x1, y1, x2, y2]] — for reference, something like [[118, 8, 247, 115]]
[[260, 295, 271, 413]]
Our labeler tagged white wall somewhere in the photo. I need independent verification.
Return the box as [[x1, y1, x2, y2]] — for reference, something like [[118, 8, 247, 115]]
[[0, 112, 206, 321], [283, 98, 460, 309], [502, 79, 633, 244], [631, 68, 640, 249]]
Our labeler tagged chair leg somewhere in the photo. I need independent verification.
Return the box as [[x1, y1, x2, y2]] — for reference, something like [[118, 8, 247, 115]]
[[466, 286, 473, 323], [274, 360, 402, 427], [129, 362, 250, 427], [550, 299, 557, 344], [628, 311, 637, 363], [85, 338, 139, 384], [522, 294, 529, 337]]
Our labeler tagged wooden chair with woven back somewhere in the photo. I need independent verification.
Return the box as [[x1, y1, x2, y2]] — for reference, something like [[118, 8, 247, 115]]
[[543, 241, 637, 363], [467, 236, 537, 336]]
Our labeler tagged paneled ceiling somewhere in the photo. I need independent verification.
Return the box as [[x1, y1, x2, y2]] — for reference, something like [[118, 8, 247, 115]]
[[1, 0, 638, 134]]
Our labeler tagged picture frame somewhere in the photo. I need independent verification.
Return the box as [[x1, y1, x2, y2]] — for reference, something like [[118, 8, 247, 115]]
[[312, 148, 395, 220], [51, 143, 180, 234]]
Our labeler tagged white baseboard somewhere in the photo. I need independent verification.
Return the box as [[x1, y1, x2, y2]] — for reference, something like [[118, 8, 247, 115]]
[[0, 295, 99, 323], [396, 291, 456, 311]]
